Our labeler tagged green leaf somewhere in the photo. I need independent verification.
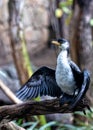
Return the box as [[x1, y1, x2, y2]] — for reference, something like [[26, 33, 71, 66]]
[[60, 124, 88, 130], [90, 19, 93, 26], [62, 7, 71, 14], [65, 13, 72, 25], [55, 8, 63, 18], [39, 121, 57, 130], [27, 121, 39, 130], [59, 0, 73, 7], [22, 122, 37, 127], [15, 118, 23, 126]]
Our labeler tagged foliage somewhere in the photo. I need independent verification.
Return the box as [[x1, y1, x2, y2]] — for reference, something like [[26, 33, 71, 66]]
[[56, 109, 93, 130], [15, 119, 57, 130], [14, 108, 93, 130], [55, 0, 73, 16], [55, 0, 73, 25], [90, 19, 93, 26]]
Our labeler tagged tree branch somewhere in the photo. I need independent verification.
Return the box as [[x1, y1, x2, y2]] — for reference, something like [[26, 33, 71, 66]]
[[0, 122, 25, 130], [0, 78, 90, 124], [0, 80, 22, 104], [0, 97, 90, 123]]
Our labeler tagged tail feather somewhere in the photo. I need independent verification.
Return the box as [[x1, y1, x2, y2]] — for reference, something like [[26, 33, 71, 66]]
[[69, 70, 90, 109]]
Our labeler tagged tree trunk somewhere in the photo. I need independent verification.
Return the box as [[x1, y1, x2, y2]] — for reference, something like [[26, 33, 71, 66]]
[[8, 0, 31, 85], [50, 0, 69, 39], [77, 0, 93, 103], [8, 0, 47, 127], [70, 0, 93, 104], [70, 0, 93, 124]]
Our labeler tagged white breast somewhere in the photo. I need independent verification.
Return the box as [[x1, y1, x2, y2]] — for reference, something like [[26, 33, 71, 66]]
[[56, 51, 76, 95]]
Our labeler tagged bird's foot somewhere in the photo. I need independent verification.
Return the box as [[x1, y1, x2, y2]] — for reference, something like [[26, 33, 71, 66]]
[[61, 88, 79, 108], [59, 93, 92, 114], [78, 105, 92, 115], [59, 93, 74, 107]]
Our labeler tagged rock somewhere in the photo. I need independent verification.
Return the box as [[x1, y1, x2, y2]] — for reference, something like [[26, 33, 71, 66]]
[[24, 27, 42, 42], [46, 113, 73, 124], [0, 0, 8, 23], [34, 0, 49, 8], [27, 41, 46, 55], [23, 7, 34, 27], [0, 0, 50, 65], [41, 28, 49, 42], [25, 0, 49, 8], [32, 7, 49, 28], [24, 27, 33, 42]]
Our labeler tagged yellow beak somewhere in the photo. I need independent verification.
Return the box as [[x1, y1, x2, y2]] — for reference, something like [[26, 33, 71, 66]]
[[51, 41, 60, 46]]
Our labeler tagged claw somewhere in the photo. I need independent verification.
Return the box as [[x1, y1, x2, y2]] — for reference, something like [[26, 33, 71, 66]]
[[86, 105, 92, 112], [82, 105, 92, 115], [59, 93, 74, 106], [83, 109, 86, 115], [59, 94, 92, 115]]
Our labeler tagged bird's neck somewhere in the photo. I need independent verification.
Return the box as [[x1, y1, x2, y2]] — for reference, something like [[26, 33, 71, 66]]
[[57, 50, 68, 65]]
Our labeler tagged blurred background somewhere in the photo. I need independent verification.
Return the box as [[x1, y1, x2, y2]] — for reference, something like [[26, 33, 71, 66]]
[[0, 0, 93, 129]]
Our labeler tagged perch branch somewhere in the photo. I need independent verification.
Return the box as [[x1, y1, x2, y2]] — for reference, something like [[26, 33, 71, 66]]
[[0, 97, 90, 123]]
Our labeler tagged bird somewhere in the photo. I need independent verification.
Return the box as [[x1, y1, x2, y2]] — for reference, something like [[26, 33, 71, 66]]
[[16, 38, 90, 109]]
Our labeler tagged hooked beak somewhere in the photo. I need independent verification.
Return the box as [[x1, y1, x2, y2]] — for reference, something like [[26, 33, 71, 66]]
[[52, 40, 60, 46]]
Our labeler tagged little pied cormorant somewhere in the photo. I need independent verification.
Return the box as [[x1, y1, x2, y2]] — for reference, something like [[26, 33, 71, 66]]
[[16, 38, 90, 109]]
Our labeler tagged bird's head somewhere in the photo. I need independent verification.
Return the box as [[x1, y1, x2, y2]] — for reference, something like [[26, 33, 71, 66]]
[[52, 38, 69, 52]]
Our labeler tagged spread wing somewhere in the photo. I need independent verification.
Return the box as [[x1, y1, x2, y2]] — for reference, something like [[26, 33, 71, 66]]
[[69, 61, 90, 109], [16, 66, 62, 100]]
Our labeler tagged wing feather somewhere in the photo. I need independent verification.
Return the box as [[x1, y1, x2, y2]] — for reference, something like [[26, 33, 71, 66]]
[[69, 61, 90, 109], [16, 66, 62, 100], [69, 60, 83, 87], [70, 70, 90, 109], [18, 86, 29, 100]]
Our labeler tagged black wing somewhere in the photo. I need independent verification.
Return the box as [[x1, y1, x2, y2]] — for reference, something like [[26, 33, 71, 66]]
[[69, 61, 90, 109], [16, 66, 62, 100], [70, 61, 83, 87]]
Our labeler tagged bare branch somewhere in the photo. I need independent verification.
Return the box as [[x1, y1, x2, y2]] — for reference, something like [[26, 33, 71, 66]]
[[0, 80, 22, 104], [0, 122, 25, 130], [0, 97, 90, 123]]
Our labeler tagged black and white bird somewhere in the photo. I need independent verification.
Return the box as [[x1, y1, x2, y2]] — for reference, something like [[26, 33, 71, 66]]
[[16, 38, 90, 109]]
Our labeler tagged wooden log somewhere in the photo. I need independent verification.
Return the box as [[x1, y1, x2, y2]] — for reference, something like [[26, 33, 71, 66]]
[[0, 96, 90, 123]]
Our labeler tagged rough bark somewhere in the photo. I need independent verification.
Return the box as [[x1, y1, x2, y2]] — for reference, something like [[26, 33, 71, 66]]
[[50, 0, 69, 39], [77, 0, 93, 69], [0, 122, 25, 130], [70, 0, 80, 65], [8, 0, 30, 85], [70, 0, 93, 124], [0, 97, 90, 124], [70, 0, 93, 104], [76, 0, 93, 103]]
